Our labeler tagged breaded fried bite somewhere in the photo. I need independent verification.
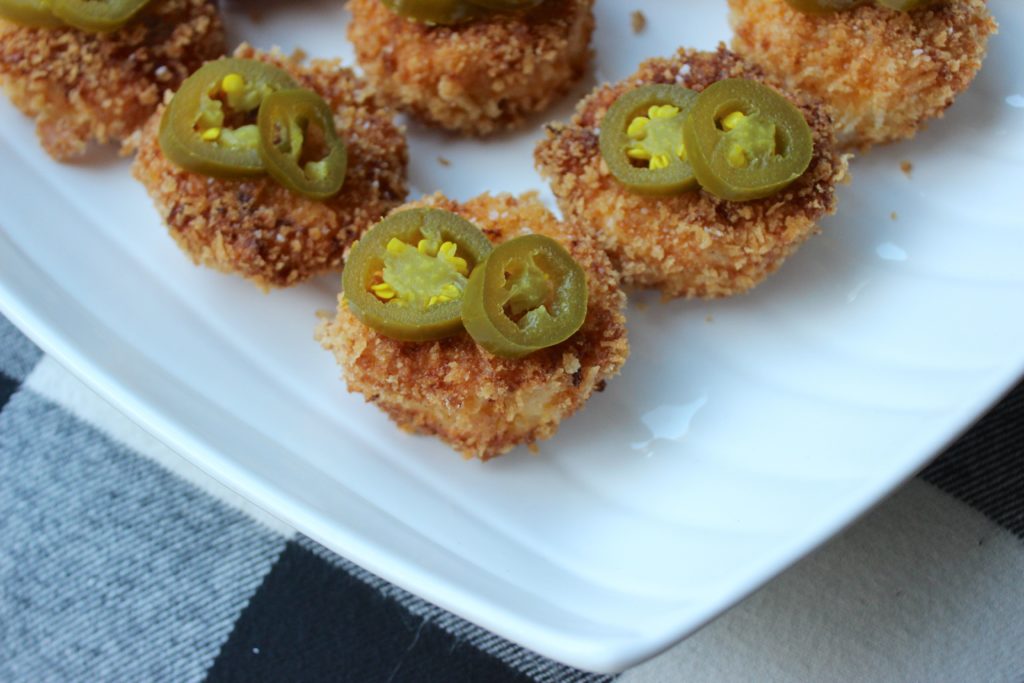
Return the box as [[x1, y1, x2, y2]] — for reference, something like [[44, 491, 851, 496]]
[[0, 0, 224, 160], [535, 46, 848, 299], [316, 192, 629, 460], [729, 0, 997, 150], [346, 0, 595, 135], [131, 44, 408, 289]]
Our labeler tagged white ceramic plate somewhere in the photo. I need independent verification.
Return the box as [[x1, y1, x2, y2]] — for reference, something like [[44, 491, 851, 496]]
[[1, 0, 1022, 673]]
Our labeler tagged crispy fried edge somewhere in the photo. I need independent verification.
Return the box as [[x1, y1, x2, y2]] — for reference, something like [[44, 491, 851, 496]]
[[728, 0, 997, 149], [315, 191, 629, 460], [346, 0, 595, 135], [0, 0, 225, 160], [535, 45, 849, 299], [130, 44, 409, 289]]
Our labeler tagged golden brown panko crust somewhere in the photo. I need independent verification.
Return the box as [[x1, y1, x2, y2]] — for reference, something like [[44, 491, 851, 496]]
[[316, 192, 629, 461], [131, 45, 409, 289], [728, 0, 997, 150], [346, 0, 594, 135], [535, 45, 848, 299], [0, 0, 224, 160]]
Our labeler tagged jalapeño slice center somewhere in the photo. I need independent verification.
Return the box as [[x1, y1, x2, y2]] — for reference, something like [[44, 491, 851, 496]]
[[501, 253, 554, 325], [717, 110, 778, 170], [626, 104, 688, 170], [196, 70, 271, 152], [372, 233, 471, 309]]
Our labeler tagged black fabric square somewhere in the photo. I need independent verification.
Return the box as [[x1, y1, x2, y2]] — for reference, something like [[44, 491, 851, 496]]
[[206, 542, 536, 683], [0, 372, 18, 413], [923, 380, 1024, 538]]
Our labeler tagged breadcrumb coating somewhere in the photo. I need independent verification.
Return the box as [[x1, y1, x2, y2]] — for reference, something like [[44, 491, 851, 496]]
[[346, 0, 594, 135], [0, 0, 224, 160], [130, 45, 408, 289], [729, 0, 997, 150], [535, 46, 848, 299], [316, 192, 629, 460]]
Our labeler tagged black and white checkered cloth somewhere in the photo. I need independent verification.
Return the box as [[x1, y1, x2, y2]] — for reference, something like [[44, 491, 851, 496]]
[[1, 313, 1022, 682]]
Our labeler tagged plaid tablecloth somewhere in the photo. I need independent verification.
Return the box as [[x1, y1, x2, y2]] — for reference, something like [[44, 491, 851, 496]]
[[1, 313, 1022, 682]]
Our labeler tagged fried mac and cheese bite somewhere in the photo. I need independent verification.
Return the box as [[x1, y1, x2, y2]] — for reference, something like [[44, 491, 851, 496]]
[[316, 192, 629, 460], [346, 0, 595, 135], [728, 0, 997, 150], [535, 46, 848, 299], [0, 0, 224, 160], [131, 45, 408, 289]]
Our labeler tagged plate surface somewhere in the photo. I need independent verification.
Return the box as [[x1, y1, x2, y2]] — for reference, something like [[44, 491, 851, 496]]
[[1, 0, 1022, 673]]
